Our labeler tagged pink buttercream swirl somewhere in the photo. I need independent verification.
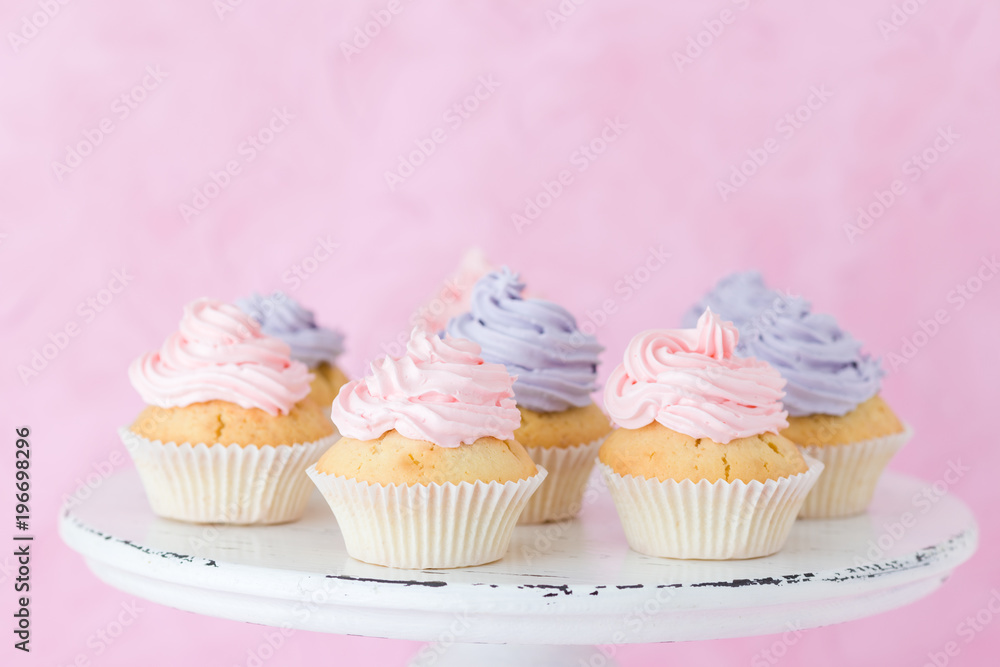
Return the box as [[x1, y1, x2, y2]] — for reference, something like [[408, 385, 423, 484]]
[[129, 298, 312, 415], [331, 327, 521, 447], [604, 309, 788, 443]]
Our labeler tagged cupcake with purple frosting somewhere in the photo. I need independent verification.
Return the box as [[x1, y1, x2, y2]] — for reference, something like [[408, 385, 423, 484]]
[[237, 292, 348, 412], [686, 272, 910, 517], [447, 268, 612, 523]]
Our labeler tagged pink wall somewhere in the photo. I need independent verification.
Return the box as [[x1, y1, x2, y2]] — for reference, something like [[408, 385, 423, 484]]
[[2, 0, 998, 664]]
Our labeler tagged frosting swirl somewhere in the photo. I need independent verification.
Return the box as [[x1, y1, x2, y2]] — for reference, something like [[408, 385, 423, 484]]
[[129, 298, 312, 415], [604, 309, 788, 443], [682, 271, 783, 329], [736, 296, 883, 417], [235, 291, 344, 370], [446, 268, 601, 412], [685, 271, 884, 416], [330, 327, 520, 447]]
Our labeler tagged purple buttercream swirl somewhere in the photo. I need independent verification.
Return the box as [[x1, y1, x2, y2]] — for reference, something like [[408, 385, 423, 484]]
[[682, 271, 783, 329], [686, 271, 883, 417], [446, 268, 602, 413], [236, 291, 344, 370]]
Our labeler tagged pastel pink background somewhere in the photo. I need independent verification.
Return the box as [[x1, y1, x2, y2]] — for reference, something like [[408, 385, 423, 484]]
[[2, 0, 999, 665]]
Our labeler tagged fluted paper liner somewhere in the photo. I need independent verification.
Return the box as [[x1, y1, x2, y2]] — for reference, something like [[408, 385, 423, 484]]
[[796, 425, 912, 519], [598, 455, 824, 560], [307, 465, 548, 569], [119, 427, 338, 525], [518, 436, 607, 524]]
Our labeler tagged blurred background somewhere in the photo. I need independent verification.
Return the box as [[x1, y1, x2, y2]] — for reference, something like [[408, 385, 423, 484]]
[[1, 1, 998, 665]]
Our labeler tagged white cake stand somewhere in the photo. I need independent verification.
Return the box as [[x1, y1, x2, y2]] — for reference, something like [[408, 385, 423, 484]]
[[60, 469, 977, 666]]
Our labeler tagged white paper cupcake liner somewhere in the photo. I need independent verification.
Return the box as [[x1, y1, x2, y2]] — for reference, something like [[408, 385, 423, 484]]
[[307, 465, 548, 569], [598, 455, 824, 560], [518, 435, 607, 524], [119, 427, 338, 525], [796, 425, 912, 519]]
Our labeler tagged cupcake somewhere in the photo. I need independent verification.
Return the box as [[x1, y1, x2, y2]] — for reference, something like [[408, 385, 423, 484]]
[[307, 327, 547, 569], [125, 298, 337, 524], [599, 310, 823, 559], [236, 291, 348, 411], [686, 271, 909, 517], [446, 268, 611, 523]]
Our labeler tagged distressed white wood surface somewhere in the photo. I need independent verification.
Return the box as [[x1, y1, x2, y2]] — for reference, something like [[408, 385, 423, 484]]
[[60, 469, 976, 647]]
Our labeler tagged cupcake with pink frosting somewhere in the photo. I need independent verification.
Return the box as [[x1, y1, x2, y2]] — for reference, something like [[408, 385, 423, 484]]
[[307, 327, 547, 569], [598, 310, 823, 559], [123, 298, 338, 524], [235, 291, 349, 412]]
